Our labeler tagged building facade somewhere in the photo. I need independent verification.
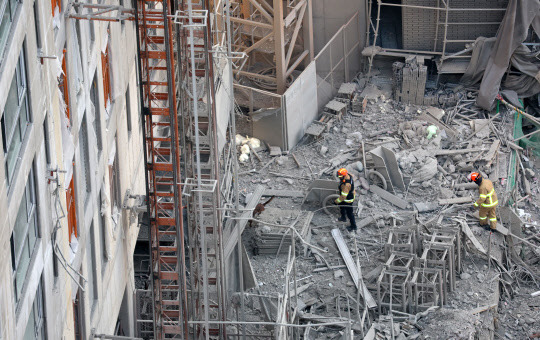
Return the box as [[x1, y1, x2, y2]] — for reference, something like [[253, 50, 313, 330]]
[[0, 0, 145, 339]]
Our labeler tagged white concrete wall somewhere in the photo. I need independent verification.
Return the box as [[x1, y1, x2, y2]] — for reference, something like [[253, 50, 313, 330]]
[[0, 1, 145, 339]]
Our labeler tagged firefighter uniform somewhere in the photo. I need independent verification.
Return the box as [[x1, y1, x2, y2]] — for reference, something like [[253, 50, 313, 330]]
[[335, 175, 357, 231], [474, 178, 498, 230]]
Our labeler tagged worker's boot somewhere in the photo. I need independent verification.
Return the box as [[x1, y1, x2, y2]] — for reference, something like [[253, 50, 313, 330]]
[[338, 215, 347, 222], [346, 225, 357, 232]]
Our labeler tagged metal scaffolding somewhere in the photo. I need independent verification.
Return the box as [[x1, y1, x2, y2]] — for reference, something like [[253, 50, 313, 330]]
[[176, 0, 228, 338], [365, 0, 505, 79]]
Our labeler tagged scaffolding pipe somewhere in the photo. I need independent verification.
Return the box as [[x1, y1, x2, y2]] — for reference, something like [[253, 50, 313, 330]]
[[224, 0, 246, 339], [185, 1, 211, 339]]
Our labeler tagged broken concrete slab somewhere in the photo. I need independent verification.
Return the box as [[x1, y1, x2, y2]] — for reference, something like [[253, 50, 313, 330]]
[[413, 202, 438, 213], [370, 185, 409, 209]]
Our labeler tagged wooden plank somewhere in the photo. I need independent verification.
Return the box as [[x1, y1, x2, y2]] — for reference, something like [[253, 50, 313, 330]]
[[484, 140, 500, 166], [369, 185, 409, 209], [433, 148, 482, 156], [458, 220, 486, 253], [331, 229, 377, 308], [438, 196, 473, 205]]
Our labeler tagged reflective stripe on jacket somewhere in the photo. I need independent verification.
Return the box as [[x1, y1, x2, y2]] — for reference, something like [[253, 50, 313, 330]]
[[474, 178, 498, 208], [336, 176, 355, 203]]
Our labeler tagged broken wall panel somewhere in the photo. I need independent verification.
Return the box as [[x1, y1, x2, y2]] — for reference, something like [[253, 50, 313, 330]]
[[284, 62, 318, 150]]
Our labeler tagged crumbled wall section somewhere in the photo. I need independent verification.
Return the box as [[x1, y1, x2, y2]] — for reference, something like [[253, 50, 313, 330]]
[[402, 0, 508, 52]]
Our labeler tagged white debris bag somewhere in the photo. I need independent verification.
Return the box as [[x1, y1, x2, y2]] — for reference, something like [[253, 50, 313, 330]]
[[240, 144, 250, 154]]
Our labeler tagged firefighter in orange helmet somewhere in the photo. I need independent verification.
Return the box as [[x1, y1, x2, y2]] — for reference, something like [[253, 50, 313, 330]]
[[335, 168, 357, 232], [469, 172, 498, 231]]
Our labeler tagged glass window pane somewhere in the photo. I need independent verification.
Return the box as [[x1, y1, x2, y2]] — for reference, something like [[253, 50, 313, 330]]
[[0, 5, 10, 57], [9, 0, 18, 18], [5, 123, 21, 180], [15, 239, 30, 299], [19, 95, 28, 136], [12, 195, 27, 258], [4, 75, 18, 135], [28, 213, 37, 254], [22, 304, 35, 340]]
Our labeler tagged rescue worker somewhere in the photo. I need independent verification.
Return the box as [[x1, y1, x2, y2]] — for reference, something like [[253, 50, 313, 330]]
[[335, 168, 358, 232], [468, 172, 498, 231]]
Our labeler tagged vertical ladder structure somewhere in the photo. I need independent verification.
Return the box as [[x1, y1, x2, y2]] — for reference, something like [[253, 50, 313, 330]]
[[176, 0, 227, 338], [137, 0, 188, 338]]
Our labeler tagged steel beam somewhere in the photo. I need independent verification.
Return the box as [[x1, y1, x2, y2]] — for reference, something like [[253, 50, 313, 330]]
[[273, 0, 286, 94]]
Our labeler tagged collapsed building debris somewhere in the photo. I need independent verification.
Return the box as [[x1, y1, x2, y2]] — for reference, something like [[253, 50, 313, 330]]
[[234, 63, 540, 338]]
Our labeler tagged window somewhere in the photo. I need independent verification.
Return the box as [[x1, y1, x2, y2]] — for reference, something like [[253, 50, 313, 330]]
[[22, 278, 46, 340], [101, 28, 112, 115], [109, 140, 120, 210], [10, 166, 38, 304], [79, 115, 91, 202], [66, 177, 77, 242], [90, 74, 102, 152], [33, 2, 42, 50], [51, 0, 61, 15], [0, 0, 19, 62], [2, 49, 30, 185], [85, 222, 98, 312], [98, 191, 108, 265], [58, 48, 70, 120], [73, 289, 83, 340], [125, 85, 132, 135], [43, 115, 51, 165]]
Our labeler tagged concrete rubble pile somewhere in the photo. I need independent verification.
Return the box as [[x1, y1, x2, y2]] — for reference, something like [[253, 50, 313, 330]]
[[232, 73, 540, 339]]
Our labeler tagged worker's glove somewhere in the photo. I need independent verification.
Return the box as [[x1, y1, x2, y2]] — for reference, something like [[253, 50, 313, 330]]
[[334, 199, 340, 205]]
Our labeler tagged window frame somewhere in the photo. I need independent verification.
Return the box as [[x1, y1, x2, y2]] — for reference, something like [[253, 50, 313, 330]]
[[10, 165, 38, 305], [23, 277, 46, 340], [79, 115, 91, 203], [2, 47, 30, 185], [0, 0, 20, 64], [90, 73, 103, 153], [85, 222, 98, 314]]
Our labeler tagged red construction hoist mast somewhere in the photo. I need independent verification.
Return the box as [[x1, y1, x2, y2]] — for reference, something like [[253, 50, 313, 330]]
[[136, 0, 189, 338], [137, 0, 227, 338]]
